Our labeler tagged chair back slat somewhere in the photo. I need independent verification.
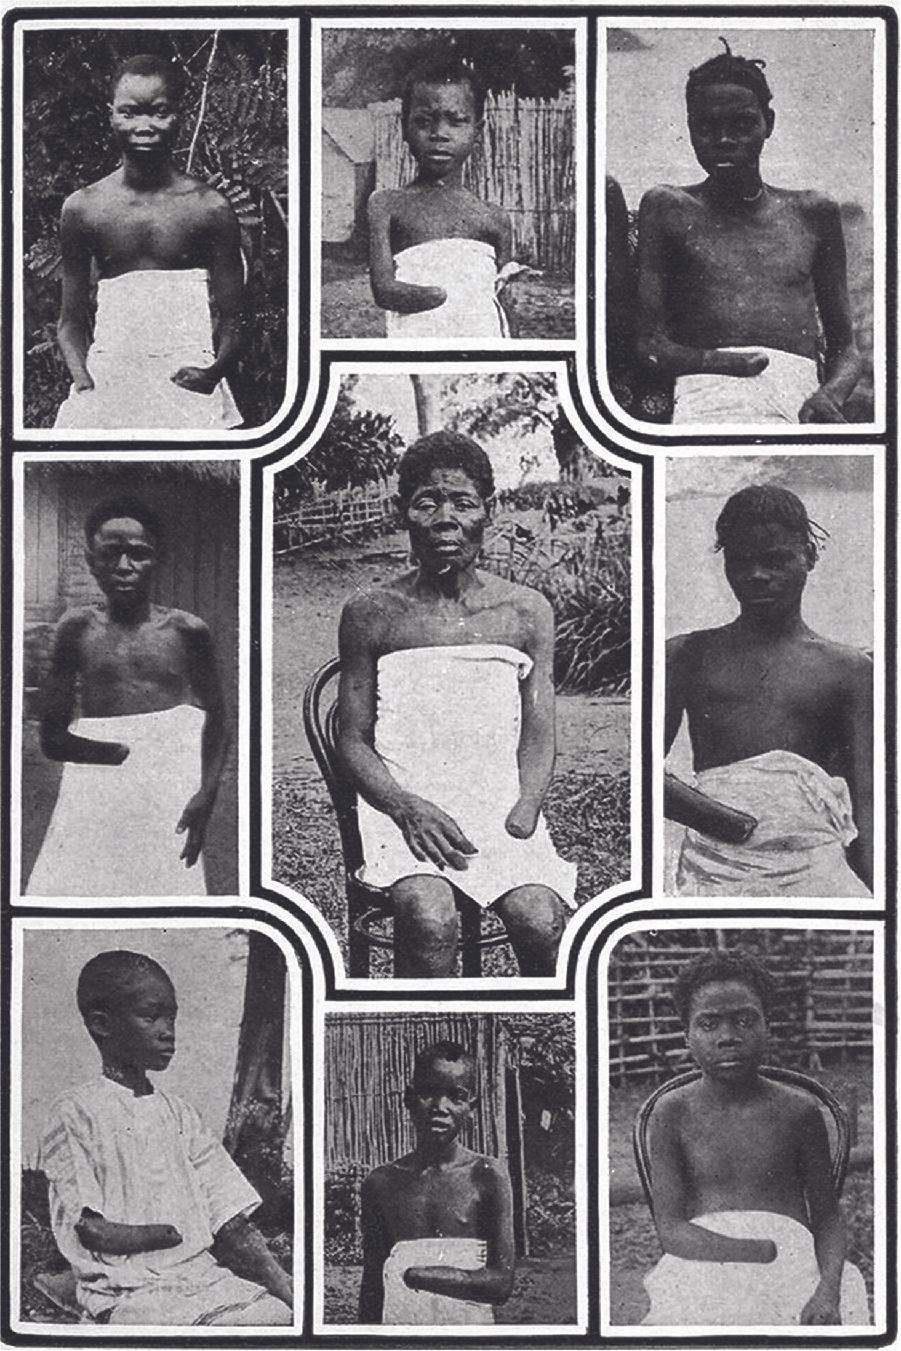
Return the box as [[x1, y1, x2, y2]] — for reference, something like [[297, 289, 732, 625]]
[[302, 657, 365, 871], [632, 1065, 852, 1217]]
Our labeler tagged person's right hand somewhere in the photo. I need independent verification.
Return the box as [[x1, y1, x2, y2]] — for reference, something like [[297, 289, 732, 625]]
[[719, 349, 770, 378], [391, 793, 478, 870]]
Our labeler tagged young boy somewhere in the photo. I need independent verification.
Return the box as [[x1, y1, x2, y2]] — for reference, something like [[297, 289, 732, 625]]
[[54, 54, 243, 431], [642, 948, 869, 1326], [359, 1040, 515, 1324], [636, 41, 861, 424], [665, 484, 872, 897], [27, 496, 229, 896], [368, 56, 518, 340], [39, 951, 292, 1326], [338, 431, 576, 977]]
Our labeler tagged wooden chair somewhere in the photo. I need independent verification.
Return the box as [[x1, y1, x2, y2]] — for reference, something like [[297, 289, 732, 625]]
[[302, 658, 511, 977], [633, 1065, 852, 1217]]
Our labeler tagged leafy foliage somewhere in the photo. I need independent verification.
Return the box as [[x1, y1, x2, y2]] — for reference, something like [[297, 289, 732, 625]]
[[22, 29, 288, 428], [276, 378, 403, 506]]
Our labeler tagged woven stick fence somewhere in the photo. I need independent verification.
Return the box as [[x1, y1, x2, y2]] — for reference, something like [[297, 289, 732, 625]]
[[370, 92, 575, 272], [325, 1013, 508, 1169], [274, 481, 395, 554], [609, 931, 873, 1083]]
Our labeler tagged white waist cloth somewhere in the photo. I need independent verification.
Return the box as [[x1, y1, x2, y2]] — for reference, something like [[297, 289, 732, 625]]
[[676, 750, 870, 898], [382, 1238, 494, 1325], [385, 239, 508, 340], [54, 269, 241, 431], [27, 704, 206, 897], [673, 347, 819, 425], [356, 645, 576, 908], [643, 1211, 870, 1327]]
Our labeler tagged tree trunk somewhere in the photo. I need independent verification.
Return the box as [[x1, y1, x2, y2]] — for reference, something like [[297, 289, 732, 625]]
[[224, 932, 288, 1217]]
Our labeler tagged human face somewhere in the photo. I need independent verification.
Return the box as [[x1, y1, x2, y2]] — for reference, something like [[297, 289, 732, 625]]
[[404, 467, 490, 577], [688, 83, 772, 184], [406, 1056, 475, 1145], [92, 968, 178, 1072], [722, 521, 812, 621], [87, 517, 158, 605], [687, 979, 767, 1083], [110, 73, 179, 159], [404, 81, 478, 178]]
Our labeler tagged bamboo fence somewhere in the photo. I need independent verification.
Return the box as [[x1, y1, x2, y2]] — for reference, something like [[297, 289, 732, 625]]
[[324, 1014, 508, 1169], [370, 92, 575, 272], [273, 481, 395, 554], [608, 931, 873, 1083]]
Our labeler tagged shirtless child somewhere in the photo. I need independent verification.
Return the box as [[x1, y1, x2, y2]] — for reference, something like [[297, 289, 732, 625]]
[[55, 54, 243, 430], [359, 1040, 515, 1324], [368, 56, 517, 340], [27, 496, 228, 896], [40, 950, 292, 1325], [641, 948, 869, 1326], [338, 431, 576, 977], [665, 484, 872, 897], [637, 41, 861, 424]]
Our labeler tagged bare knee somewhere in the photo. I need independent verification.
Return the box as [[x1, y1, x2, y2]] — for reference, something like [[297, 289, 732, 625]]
[[392, 876, 458, 976], [497, 885, 566, 941]]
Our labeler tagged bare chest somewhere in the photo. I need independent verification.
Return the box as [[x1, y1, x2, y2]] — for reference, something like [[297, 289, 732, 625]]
[[87, 194, 209, 273], [689, 646, 837, 720], [672, 209, 817, 291], [384, 600, 527, 656], [380, 1169, 485, 1242], [80, 625, 190, 691], [391, 193, 496, 252], [682, 1106, 800, 1195]]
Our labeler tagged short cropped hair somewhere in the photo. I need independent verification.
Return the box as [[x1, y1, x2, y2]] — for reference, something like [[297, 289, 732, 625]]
[[76, 950, 172, 1023], [401, 55, 486, 127], [412, 1039, 477, 1090], [397, 431, 495, 506], [110, 53, 184, 104], [686, 37, 773, 116], [84, 495, 164, 551], [671, 948, 776, 1027], [714, 484, 825, 562]]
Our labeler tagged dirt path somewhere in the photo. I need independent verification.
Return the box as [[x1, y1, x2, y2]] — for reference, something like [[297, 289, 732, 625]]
[[272, 544, 630, 781]]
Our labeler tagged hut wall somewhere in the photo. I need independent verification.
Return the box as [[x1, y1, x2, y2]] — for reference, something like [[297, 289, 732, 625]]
[[325, 1014, 508, 1169], [321, 134, 357, 244]]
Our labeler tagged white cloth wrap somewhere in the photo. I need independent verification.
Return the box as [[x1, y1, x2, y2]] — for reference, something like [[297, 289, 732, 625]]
[[356, 644, 576, 909], [673, 347, 819, 424], [676, 749, 871, 897], [54, 269, 241, 431], [385, 239, 508, 339], [381, 1237, 494, 1325], [27, 704, 206, 897], [643, 1210, 870, 1327], [39, 1078, 290, 1325]]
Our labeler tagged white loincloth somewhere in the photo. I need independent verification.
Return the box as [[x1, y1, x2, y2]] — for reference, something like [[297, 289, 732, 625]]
[[381, 1238, 494, 1325], [356, 645, 576, 909], [643, 1211, 870, 1327], [676, 750, 871, 898], [54, 269, 241, 431], [673, 347, 820, 425], [108, 1260, 291, 1326], [384, 239, 508, 340], [26, 704, 206, 897]]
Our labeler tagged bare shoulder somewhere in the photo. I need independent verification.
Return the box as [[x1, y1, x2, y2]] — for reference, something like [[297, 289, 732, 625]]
[[368, 187, 405, 222], [341, 583, 407, 635], [653, 1078, 696, 1124], [162, 606, 209, 636], [179, 173, 236, 219], [778, 186, 839, 217], [471, 1151, 510, 1186], [62, 175, 118, 222], [485, 572, 552, 621], [639, 183, 693, 221], [765, 1077, 823, 1127], [667, 627, 720, 665], [55, 604, 100, 637], [807, 634, 872, 683]]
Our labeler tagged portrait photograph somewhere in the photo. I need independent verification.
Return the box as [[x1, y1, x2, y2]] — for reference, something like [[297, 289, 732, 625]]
[[318, 22, 578, 344], [269, 370, 634, 979]]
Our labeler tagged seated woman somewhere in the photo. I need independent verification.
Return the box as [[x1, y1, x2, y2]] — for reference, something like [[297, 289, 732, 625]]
[[337, 430, 576, 977]]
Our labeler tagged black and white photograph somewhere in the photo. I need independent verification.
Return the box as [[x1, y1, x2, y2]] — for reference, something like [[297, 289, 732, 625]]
[[20, 24, 290, 434], [20, 460, 239, 897], [318, 23, 577, 344], [320, 1010, 578, 1327], [664, 453, 876, 899], [604, 24, 879, 430], [605, 924, 878, 1329], [270, 370, 634, 978], [16, 923, 295, 1328]]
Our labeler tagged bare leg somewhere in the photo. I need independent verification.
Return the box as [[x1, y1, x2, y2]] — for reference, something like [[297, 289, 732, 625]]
[[392, 875, 458, 977], [494, 884, 566, 976]]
